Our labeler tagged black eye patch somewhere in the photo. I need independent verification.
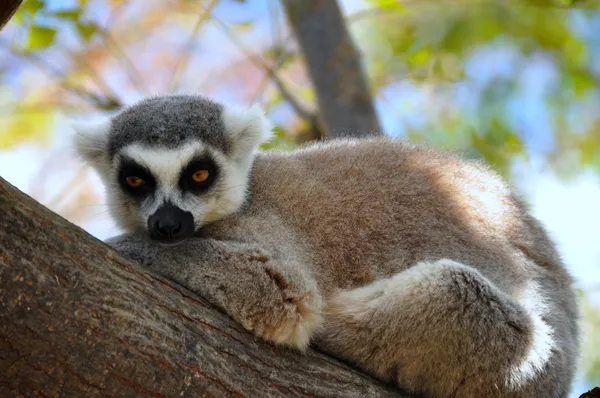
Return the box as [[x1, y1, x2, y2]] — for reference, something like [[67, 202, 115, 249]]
[[117, 158, 157, 199], [179, 156, 218, 194]]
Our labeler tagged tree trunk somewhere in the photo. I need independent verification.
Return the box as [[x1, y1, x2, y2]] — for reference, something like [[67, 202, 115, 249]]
[[281, 0, 383, 139], [0, 0, 23, 30], [0, 177, 404, 397]]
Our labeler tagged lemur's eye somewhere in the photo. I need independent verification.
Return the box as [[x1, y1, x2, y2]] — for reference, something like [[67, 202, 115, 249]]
[[180, 157, 217, 194], [192, 169, 210, 183], [118, 160, 156, 198], [126, 176, 145, 188]]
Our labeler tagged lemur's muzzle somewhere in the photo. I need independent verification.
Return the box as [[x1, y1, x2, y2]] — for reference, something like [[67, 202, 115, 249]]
[[148, 202, 194, 243]]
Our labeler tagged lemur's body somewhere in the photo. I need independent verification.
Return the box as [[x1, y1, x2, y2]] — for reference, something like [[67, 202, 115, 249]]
[[75, 95, 580, 397]]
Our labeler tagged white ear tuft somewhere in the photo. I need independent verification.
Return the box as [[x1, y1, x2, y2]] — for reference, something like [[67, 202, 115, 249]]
[[221, 103, 273, 160], [71, 117, 111, 169]]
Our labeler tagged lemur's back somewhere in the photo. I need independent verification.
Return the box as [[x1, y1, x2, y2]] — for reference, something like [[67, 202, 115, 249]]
[[231, 138, 569, 293]]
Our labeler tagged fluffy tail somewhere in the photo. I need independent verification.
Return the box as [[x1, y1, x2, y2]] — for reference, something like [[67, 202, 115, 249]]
[[316, 259, 575, 397]]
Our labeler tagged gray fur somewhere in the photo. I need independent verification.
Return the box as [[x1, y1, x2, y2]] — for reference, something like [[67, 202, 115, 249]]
[[76, 95, 580, 397], [108, 94, 229, 158]]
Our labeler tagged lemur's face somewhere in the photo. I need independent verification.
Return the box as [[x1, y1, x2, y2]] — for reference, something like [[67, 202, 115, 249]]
[[73, 95, 272, 244], [109, 141, 238, 243]]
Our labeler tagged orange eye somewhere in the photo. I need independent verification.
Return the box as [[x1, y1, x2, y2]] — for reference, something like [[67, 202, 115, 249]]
[[126, 176, 145, 188], [192, 169, 210, 183]]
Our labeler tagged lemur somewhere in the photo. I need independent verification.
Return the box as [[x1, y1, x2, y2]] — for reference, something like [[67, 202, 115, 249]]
[[73, 94, 580, 397]]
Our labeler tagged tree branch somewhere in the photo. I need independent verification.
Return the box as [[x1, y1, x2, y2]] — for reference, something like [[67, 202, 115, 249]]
[[0, 0, 22, 31], [281, 0, 383, 139], [0, 176, 404, 397]]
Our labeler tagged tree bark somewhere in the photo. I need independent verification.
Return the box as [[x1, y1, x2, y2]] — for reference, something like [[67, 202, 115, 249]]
[[0, 176, 404, 397], [281, 0, 383, 139], [0, 0, 22, 31]]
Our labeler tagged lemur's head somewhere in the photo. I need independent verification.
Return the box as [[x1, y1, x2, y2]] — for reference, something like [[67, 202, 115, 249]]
[[73, 94, 272, 243]]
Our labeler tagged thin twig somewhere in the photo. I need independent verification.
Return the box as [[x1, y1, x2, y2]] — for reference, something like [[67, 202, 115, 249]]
[[211, 15, 317, 125], [52, 42, 122, 104], [105, 1, 129, 29], [0, 41, 121, 109], [96, 28, 150, 96], [248, 74, 271, 104], [268, 1, 283, 67], [248, 3, 286, 104], [268, 70, 314, 121], [169, 0, 218, 91]]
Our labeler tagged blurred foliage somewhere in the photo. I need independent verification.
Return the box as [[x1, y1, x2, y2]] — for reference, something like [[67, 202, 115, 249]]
[[3, 0, 598, 176], [0, 109, 53, 149], [356, 0, 600, 177], [580, 289, 600, 384], [0, 0, 599, 389], [0, 87, 55, 148], [259, 125, 298, 151]]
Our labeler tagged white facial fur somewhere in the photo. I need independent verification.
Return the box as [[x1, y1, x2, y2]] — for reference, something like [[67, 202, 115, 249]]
[[72, 118, 112, 175], [115, 142, 249, 231], [73, 100, 273, 236], [221, 103, 273, 165]]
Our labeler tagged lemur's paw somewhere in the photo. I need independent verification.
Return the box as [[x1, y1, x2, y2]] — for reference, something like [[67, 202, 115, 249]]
[[238, 255, 323, 351], [253, 293, 322, 351]]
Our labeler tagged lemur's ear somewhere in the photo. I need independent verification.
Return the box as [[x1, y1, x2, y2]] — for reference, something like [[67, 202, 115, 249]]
[[72, 117, 111, 170], [221, 103, 273, 162]]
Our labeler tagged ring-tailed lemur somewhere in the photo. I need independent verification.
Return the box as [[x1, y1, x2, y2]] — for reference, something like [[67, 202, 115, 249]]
[[73, 94, 580, 397]]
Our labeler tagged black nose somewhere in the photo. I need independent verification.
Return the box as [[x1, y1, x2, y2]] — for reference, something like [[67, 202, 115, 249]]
[[148, 203, 194, 242]]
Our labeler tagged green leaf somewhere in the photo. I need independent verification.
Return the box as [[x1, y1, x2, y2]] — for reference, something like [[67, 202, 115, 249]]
[[263, 91, 285, 111], [0, 110, 54, 150], [52, 8, 82, 22], [26, 25, 56, 51], [259, 126, 297, 152], [579, 290, 600, 386], [13, 0, 45, 23], [231, 21, 254, 32], [579, 132, 600, 165], [366, 0, 406, 12], [570, 69, 595, 97], [406, 47, 432, 68], [76, 21, 98, 41], [264, 46, 297, 68]]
